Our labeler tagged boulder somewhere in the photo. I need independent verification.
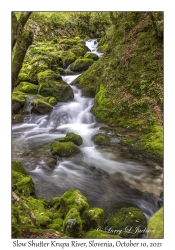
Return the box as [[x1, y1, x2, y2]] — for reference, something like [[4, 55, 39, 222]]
[[58, 132, 83, 146], [12, 91, 26, 114], [59, 189, 89, 216], [37, 70, 74, 102], [92, 133, 110, 145], [33, 99, 53, 114], [12, 114, 23, 124], [70, 58, 94, 72], [84, 52, 99, 61], [51, 142, 80, 157], [82, 208, 104, 230], [63, 208, 82, 237], [15, 81, 39, 94]]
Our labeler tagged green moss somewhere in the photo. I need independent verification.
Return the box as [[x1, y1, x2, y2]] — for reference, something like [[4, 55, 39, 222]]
[[59, 189, 89, 216], [58, 132, 83, 146], [51, 142, 81, 157], [12, 204, 22, 238], [48, 218, 63, 231], [63, 208, 82, 238], [59, 51, 77, 68], [92, 133, 110, 146], [15, 81, 39, 94], [37, 69, 61, 82], [39, 78, 73, 102], [139, 126, 163, 158], [36, 214, 52, 226], [84, 229, 122, 239], [84, 53, 99, 61], [12, 160, 28, 176], [82, 208, 104, 230], [44, 96, 57, 106], [12, 170, 35, 197], [33, 99, 53, 114], [147, 207, 163, 238], [107, 207, 147, 238], [70, 58, 94, 72]]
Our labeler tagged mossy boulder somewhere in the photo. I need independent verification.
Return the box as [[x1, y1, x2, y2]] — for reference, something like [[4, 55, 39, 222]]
[[147, 207, 163, 238], [44, 96, 57, 106], [12, 170, 35, 197], [82, 208, 104, 230], [18, 72, 30, 82], [12, 161, 28, 176], [63, 208, 82, 237], [84, 229, 122, 239], [107, 207, 147, 238], [29, 61, 48, 83], [37, 69, 62, 82], [59, 51, 77, 68], [37, 69, 73, 102], [71, 45, 86, 57], [70, 58, 94, 72], [59, 189, 89, 216], [92, 133, 110, 146], [84, 52, 99, 61], [12, 91, 26, 114], [33, 99, 53, 114], [12, 114, 23, 124], [58, 132, 83, 146], [51, 142, 81, 157], [15, 81, 39, 94]]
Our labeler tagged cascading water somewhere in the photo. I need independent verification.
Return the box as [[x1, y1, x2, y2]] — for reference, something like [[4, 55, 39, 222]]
[[12, 40, 163, 219]]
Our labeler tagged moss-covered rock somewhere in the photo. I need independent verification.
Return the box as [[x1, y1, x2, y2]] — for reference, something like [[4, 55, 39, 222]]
[[18, 72, 30, 82], [63, 208, 82, 237], [12, 170, 35, 197], [84, 52, 99, 61], [59, 189, 89, 216], [70, 58, 94, 72], [82, 208, 104, 230], [44, 96, 57, 106], [59, 51, 77, 68], [15, 81, 39, 94], [12, 160, 28, 176], [107, 207, 147, 238], [33, 99, 53, 114], [12, 114, 23, 124], [37, 69, 73, 102], [84, 229, 122, 239], [12, 91, 26, 114], [147, 207, 163, 238], [71, 45, 86, 57], [58, 132, 83, 146], [92, 133, 110, 146], [29, 61, 48, 83], [51, 142, 81, 157]]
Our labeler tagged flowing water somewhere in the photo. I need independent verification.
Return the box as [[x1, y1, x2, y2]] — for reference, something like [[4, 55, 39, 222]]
[[12, 40, 163, 219]]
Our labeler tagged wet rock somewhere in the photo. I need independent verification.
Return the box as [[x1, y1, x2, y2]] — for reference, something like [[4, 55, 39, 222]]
[[33, 99, 53, 114], [82, 207, 104, 230], [51, 141, 81, 157], [12, 114, 23, 124], [70, 58, 94, 72], [63, 208, 82, 237], [92, 133, 110, 146], [58, 132, 83, 146]]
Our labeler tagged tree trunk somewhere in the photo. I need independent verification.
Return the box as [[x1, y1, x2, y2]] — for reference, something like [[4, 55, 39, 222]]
[[12, 12, 33, 90], [12, 30, 33, 90]]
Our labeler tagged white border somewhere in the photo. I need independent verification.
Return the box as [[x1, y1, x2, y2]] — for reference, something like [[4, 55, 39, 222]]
[[1, 1, 174, 249]]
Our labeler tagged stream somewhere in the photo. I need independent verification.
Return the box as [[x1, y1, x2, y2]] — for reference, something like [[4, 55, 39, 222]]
[[12, 40, 163, 219]]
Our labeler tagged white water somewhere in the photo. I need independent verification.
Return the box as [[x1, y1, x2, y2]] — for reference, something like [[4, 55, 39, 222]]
[[12, 40, 163, 217]]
